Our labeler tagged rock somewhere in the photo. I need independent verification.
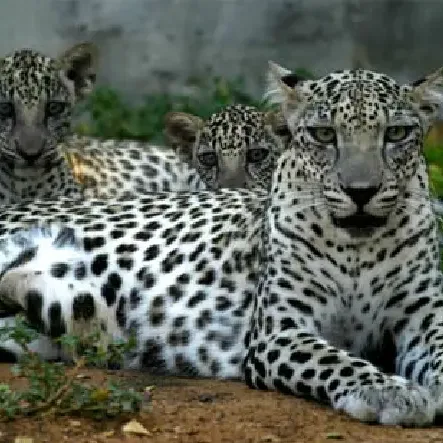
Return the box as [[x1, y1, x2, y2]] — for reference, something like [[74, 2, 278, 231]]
[[122, 419, 151, 436]]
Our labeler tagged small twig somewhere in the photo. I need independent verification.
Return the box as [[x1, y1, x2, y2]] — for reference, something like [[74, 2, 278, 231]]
[[23, 357, 86, 417]]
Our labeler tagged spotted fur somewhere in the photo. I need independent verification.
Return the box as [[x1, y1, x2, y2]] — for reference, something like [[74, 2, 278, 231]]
[[60, 135, 208, 196], [0, 64, 443, 427]]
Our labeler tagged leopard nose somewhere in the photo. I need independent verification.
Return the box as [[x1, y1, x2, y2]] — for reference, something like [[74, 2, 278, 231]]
[[341, 185, 381, 207]]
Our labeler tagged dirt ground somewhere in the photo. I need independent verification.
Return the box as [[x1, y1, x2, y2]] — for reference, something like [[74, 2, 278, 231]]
[[0, 364, 443, 443]]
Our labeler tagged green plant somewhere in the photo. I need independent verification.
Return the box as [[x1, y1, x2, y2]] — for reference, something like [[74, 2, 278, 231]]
[[424, 144, 443, 197], [75, 75, 264, 143], [0, 316, 150, 421]]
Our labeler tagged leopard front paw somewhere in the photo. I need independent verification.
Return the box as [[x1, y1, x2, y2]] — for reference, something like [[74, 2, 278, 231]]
[[335, 378, 435, 426]]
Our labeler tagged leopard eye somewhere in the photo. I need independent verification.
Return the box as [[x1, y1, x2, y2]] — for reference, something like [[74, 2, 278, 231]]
[[384, 125, 414, 143], [46, 101, 67, 117], [307, 127, 336, 144], [247, 148, 269, 163], [0, 102, 14, 119], [197, 152, 217, 167]]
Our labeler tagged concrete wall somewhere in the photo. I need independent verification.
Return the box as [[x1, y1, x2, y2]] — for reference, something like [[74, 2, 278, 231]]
[[0, 0, 442, 102]]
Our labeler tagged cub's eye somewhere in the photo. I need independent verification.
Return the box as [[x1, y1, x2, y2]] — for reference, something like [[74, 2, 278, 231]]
[[46, 101, 66, 117], [197, 152, 217, 167], [307, 127, 336, 144], [384, 125, 414, 143], [0, 102, 13, 119], [247, 148, 269, 163]]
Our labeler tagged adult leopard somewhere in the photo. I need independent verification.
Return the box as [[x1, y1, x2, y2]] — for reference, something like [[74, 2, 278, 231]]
[[0, 62, 442, 427]]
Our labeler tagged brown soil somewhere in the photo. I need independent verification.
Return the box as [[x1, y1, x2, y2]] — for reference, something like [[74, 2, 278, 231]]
[[0, 364, 442, 443]]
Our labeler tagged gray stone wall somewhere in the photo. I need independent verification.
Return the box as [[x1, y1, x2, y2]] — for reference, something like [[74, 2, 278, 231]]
[[1, 0, 442, 102]]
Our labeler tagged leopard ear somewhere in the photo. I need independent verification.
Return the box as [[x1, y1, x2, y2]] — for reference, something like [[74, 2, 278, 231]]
[[58, 42, 99, 102], [164, 112, 203, 163], [408, 67, 443, 127], [264, 61, 308, 108]]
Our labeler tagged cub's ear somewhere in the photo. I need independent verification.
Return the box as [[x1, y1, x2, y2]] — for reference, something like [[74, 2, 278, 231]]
[[164, 112, 204, 163], [408, 67, 443, 127], [58, 42, 99, 102]]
